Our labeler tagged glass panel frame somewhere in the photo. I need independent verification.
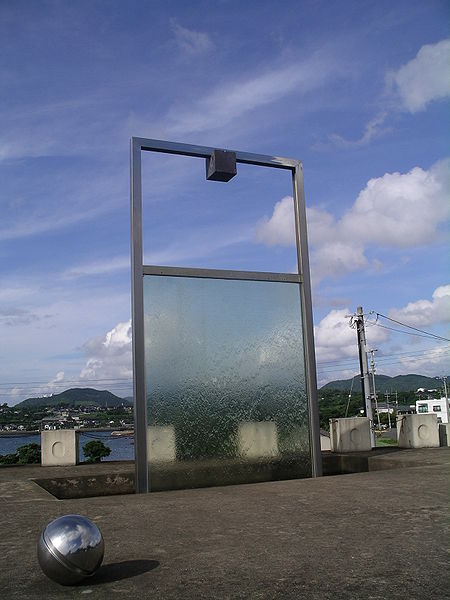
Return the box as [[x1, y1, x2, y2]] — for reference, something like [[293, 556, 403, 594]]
[[131, 138, 322, 492], [143, 270, 311, 490]]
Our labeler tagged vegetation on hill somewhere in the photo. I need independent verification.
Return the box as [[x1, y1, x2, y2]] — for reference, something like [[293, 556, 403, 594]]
[[320, 374, 445, 394], [15, 388, 131, 409], [318, 388, 417, 431]]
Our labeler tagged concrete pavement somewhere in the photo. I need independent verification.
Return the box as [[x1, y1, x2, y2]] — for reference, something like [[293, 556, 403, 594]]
[[1, 448, 449, 599]]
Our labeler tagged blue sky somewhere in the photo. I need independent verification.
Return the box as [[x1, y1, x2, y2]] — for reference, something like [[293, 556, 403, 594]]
[[1, 0, 449, 404]]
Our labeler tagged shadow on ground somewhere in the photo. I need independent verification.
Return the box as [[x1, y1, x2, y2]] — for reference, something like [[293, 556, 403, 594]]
[[84, 559, 159, 585]]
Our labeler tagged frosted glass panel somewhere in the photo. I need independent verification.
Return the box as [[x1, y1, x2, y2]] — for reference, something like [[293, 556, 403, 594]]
[[143, 274, 311, 491]]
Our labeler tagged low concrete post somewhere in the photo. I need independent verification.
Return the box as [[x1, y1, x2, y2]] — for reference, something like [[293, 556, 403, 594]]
[[320, 431, 331, 451], [237, 421, 279, 459], [147, 425, 176, 463], [41, 430, 79, 466], [397, 414, 439, 448], [329, 417, 372, 452]]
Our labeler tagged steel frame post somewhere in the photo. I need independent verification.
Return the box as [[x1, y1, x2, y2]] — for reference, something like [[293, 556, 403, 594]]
[[292, 165, 322, 477], [130, 139, 148, 493], [130, 137, 322, 491]]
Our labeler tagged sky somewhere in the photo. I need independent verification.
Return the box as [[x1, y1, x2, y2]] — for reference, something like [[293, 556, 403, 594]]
[[1, 0, 449, 405]]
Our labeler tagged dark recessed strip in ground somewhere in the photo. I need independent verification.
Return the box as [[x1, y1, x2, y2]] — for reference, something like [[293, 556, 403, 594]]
[[32, 449, 406, 499]]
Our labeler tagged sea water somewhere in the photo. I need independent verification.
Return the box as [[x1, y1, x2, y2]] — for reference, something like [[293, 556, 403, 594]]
[[0, 430, 135, 462]]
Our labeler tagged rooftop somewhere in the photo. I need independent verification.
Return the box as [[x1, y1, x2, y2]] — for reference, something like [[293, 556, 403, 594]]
[[1, 448, 449, 599]]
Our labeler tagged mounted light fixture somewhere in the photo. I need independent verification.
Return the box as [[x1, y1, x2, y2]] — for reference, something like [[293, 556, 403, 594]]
[[206, 149, 237, 182]]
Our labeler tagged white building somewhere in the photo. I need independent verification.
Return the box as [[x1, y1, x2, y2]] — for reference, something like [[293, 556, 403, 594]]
[[416, 398, 450, 424]]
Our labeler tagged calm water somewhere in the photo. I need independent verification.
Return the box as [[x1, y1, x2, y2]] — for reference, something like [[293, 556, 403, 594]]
[[0, 430, 135, 462]]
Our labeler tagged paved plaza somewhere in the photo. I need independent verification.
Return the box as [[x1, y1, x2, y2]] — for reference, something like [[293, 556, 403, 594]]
[[1, 448, 449, 599]]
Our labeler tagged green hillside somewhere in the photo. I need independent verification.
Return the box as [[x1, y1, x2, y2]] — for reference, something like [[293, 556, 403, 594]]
[[16, 388, 130, 408], [320, 374, 445, 393]]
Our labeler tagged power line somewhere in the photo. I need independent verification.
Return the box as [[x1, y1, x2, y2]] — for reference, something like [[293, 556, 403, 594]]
[[376, 312, 450, 342], [0, 376, 133, 387], [372, 322, 443, 339], [317, 348, 450, 374], [317, 345, 450, 368]]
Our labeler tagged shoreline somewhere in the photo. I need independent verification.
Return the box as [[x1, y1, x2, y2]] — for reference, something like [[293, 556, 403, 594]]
[[0, 427, 134, 438]]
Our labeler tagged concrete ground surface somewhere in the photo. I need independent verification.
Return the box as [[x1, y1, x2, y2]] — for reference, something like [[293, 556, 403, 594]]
[[1, 448, 449, 599]]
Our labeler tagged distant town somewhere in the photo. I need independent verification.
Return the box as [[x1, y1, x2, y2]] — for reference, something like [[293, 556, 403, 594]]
[[0, 373, 447, 434], [0, 403, 134, 434]]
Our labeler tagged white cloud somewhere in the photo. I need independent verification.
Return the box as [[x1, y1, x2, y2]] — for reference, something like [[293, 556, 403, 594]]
[[329, 112, 389, 148], [31, 371, 66, 400], [314, 308, 388, 364], [389, 39, 450, 112], [63, 256, 130, 279], [256, 158, 450, 283], [328, 40, 450, 149], [396, 345, 450, 378], [310, 242, 368, 282], [0, 284, 37, 302], [80, 320, 132, 382], [167, 52, 336, 135], [255, 196, 295, 246], [171, 21, 214, 56], [340, 159, 450, 247], [313, 305, 450, 386], [388, 285, 450, 327], [0, 202, 108, 242], [0, 273, 132, 404], [314, 309, 358, 363], [0, 166, 126, 242]]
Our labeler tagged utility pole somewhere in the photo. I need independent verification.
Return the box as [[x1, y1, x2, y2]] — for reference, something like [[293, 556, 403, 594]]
[[385, 391, 392, 429], [345, 375, 356, 418], [369, 349, 381, 430], [442, 376, 449, 424], [353, 306, 375, 447]]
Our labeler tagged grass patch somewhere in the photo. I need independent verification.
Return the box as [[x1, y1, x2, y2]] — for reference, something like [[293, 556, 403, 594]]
[[376, 437, 397, 447]]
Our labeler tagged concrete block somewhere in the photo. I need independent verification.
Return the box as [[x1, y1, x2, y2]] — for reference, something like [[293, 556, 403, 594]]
[[439, 423, 450, 447], [397, 414, 439, 448], [41, 429, 79, 466], [320, 432, 331, 451], [147, 425, 176, 463], [329, 417, 372, 452], [237, 421, 279, 459]]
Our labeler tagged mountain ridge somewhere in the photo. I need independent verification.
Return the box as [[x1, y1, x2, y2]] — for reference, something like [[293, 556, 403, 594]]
[[320, 373, 447, 393], [15, 388, 131, 408]]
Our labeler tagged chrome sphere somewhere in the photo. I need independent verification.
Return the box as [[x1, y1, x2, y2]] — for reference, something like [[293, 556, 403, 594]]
[[37, 514, 104, 586]]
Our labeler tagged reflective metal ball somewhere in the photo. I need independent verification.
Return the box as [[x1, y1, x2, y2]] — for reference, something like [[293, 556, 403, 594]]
[[37, 514, 104, 586]]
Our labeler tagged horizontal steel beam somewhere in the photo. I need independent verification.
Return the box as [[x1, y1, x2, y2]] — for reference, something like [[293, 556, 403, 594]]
[[143, 264, 301, 283], [132, 137, 301, 170]]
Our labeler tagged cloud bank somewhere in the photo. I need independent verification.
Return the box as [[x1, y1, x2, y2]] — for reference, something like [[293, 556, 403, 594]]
[[171, 21, 214, 56], [167, 51, 337, 135], [80, 321, 132, 382], [389, 285, 450, 327], [389, 39, 450, 113], [256, 158, 450, 283], [78, 286, 449, 391]]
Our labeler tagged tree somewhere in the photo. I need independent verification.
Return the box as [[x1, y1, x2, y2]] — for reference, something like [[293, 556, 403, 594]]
[[16, 443, 41, 464], [83, 440, 111, 463], [0, 443, 41, 465]]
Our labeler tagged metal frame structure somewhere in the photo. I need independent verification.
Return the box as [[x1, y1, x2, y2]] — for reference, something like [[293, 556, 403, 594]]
[[130, 137, 322, 493]]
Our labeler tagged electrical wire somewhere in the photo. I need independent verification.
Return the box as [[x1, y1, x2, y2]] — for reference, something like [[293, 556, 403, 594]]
[[317, 345, 450, 368], [0, 376, 133, 387], [317, 348, 450, 375], [376, 312, 450, 342], [372, 322, 443, 339]]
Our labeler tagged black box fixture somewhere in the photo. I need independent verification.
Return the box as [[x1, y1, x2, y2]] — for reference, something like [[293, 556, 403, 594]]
[[206, 149, 237, 182]]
